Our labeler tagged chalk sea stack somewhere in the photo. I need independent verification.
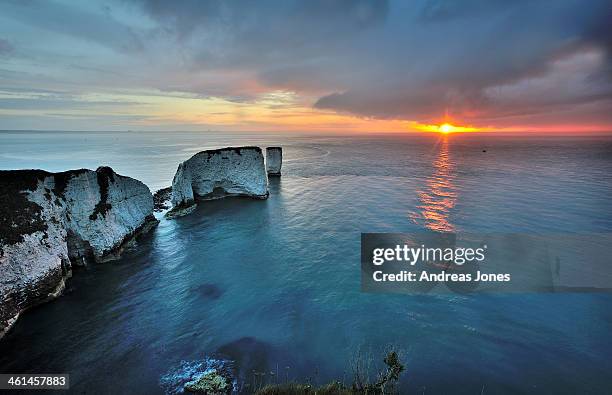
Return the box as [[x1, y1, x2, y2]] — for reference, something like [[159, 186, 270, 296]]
[[266, 147, 282, 176], [0, 167, 157, 338], [169, 147, 269, 217]]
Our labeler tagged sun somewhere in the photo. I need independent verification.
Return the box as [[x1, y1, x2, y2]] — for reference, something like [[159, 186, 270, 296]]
[[439, 123, 454, 134], [410, 121, 481, 134]]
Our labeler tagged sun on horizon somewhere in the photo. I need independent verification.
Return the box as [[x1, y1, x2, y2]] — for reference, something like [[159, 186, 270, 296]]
[[439, 123, 455, 134], [411, 121, 481, 134]]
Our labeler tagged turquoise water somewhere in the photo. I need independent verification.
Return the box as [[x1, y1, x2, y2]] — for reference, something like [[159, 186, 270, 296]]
[[1, 131, 611, 393]]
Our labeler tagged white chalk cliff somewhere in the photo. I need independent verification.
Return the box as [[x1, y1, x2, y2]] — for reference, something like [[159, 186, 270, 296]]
[[171, 147, 269, 211], [1, 147, 279, 337], [0, 167, 157, 338], [266, 147, 282, 176]]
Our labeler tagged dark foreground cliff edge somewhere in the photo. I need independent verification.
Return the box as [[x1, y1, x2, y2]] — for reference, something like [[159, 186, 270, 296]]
[[0, 167, 157, 339]]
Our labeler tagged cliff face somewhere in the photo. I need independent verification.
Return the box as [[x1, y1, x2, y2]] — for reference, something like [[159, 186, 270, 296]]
[[266, 147, 282, 176], [0, 167, 157, 338], [171, 147, 269, 209]]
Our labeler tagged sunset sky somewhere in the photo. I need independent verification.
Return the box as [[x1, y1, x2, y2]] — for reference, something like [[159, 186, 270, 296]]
[[1, 0, 611, 133]]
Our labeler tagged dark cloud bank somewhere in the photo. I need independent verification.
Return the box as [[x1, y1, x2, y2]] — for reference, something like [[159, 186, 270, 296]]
[[131, 0, 612, 126], [2, 0, 612, 128]]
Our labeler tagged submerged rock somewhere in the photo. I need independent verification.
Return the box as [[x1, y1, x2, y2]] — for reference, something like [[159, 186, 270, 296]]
[[191, 283, 224, 300], [265, 147, 282, 176], [0, 167, 157, 338], [216, 337, 272, 382], [169, 147, 268, 217]]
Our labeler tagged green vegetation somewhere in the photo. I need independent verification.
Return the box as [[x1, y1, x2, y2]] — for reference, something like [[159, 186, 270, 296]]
[[184, 371, 231, 394], [255, 381, 350, 395], [255, 351, 405, 395]]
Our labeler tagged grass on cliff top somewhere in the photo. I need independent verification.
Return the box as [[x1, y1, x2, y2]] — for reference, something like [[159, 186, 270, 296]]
[[254, 350, 405, 395], [256, 382, 351, 394]]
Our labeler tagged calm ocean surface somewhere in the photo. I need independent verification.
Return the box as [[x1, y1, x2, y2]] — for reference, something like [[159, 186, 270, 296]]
[[1, 131, 612, 394]]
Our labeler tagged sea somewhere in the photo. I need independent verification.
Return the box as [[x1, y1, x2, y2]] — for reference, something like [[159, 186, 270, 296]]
[[0, 131, 611, 394]]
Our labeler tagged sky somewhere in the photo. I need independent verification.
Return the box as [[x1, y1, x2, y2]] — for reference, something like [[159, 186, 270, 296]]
[[0, 0, 611, 133]]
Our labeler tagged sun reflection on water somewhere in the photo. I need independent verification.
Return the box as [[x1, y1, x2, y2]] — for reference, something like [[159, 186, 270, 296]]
[[411, 136, 457, 232]]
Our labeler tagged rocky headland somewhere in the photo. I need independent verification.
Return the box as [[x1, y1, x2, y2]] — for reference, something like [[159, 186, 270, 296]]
[[0, 145, 282, 339], [0, 166, 157, 338]]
